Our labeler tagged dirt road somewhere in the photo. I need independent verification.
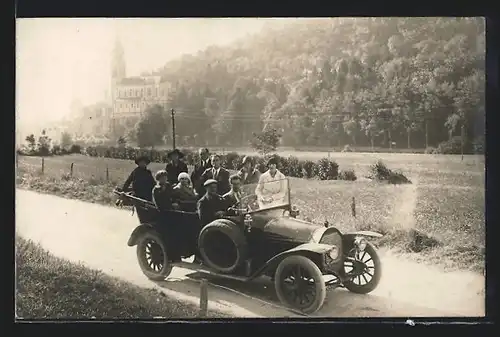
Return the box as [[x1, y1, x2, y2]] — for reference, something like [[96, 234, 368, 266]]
[[15, 189, 485, 318]]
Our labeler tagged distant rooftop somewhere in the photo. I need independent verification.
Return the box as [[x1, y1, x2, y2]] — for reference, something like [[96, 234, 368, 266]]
[[118, 75, 167, 86]]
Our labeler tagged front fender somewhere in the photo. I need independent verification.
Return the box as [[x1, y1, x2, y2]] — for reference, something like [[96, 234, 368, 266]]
[[127, 223, 155, 247], [249, 242, 332, 280]]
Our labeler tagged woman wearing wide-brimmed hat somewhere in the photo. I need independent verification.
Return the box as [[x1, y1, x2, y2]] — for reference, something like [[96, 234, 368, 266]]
[[255, 156, 287, 209], [165, 148, 188, 185], [237, 156, 261, 185], [122, 155, 156, 201]]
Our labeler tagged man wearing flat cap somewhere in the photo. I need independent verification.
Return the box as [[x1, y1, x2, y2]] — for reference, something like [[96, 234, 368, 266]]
[[191, 148, 212, 196], [197, 179, 227, 226], [165, 149, 189, 185], [122, 155, 156, 201]]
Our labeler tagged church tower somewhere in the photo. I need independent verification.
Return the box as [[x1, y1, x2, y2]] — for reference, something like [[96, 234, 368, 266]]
[[111, 37, 126, 81]]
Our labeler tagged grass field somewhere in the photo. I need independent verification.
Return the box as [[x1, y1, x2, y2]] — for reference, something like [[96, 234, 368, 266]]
[[15, 236, 227, 319], [16, 152, 485, 273]]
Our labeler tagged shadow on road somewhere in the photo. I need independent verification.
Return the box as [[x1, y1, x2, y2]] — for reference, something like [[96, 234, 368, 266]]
[[153, 269, 437, 317]]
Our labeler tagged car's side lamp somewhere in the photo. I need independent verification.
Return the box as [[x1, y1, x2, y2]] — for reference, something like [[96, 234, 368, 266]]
[[290, 206, 300, 218], [324, 220, 330, 228], [244, 214, 253, 232]]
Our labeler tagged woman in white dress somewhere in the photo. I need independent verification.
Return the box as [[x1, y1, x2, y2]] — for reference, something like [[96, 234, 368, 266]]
[[255, 157, 288, 209]]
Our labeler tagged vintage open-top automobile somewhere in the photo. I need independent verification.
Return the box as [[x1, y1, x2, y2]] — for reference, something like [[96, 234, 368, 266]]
[[114, 179, 383, 314]]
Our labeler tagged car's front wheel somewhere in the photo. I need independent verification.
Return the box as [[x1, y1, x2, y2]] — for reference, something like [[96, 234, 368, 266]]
[[274, 255, 326, 314], [136, 231, 172, 281], [343, 242, 381, 294]]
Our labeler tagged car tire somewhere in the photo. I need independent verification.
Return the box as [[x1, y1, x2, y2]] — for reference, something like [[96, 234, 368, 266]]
[[136, 231, 172, 281], [198, 219, 248, 274], [274, 255, 326, 314], [343, 242, 382, 294]]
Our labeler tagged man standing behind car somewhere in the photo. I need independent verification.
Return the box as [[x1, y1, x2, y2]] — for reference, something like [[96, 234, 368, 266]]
[[197, 179, 227, 226], [200, 154, 231, 195], [191, 148, 212, 196]]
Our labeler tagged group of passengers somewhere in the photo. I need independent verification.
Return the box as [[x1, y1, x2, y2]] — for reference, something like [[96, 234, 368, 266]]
[[121, 147, 286, 225]]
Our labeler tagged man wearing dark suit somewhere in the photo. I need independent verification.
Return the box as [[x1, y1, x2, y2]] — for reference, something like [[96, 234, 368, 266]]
[[165, 149, 189, 185], [191, 148, 212, 196], [200, 154, 231, 195], [222, 174, 243, 210], [196, 179, 227, 226]]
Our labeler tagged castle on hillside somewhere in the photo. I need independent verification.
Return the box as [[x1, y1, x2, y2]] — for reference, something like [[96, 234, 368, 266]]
[[110, 38, 172, 135]]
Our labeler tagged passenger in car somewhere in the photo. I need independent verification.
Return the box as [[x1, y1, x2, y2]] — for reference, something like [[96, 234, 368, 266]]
[[152, 170, 178, 211], [223, 174, 243, 210], [197, 179, 227, 226], [172, 172, 198, 212]]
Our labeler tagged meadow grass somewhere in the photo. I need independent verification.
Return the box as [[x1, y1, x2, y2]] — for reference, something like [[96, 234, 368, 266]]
[[16, 153, 485, 273], [15, 236, 228, 319]]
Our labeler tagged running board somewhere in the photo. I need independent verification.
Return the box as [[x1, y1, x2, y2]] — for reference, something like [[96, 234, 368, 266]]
[[171, 261, 250, 282]]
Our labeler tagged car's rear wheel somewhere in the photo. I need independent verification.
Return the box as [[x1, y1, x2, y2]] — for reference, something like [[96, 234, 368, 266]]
[[343, 242, 381, 294], [136, 231, 172, 281], [274, 255, 326, 314]]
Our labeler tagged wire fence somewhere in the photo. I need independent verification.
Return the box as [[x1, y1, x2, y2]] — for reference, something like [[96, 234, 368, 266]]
[[17, 155, 192, 185]]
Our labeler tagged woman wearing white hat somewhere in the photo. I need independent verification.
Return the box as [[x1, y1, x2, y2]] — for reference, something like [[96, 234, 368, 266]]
[[172, 172, 198, 212]]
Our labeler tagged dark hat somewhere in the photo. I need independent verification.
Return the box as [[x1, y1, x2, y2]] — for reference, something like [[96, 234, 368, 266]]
[[266, 156, 279, 167], [203, 179, 218, 187], [135, 155, 151, 165], [167, 149, 184, 159]]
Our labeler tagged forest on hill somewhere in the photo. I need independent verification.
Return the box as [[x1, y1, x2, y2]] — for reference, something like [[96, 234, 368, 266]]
[[147, 18, 485, 150]]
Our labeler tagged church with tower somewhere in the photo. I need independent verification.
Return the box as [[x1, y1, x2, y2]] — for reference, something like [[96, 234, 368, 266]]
[[109, 38, 172, 135]]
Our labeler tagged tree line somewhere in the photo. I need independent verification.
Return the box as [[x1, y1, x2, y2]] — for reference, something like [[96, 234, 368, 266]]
[[125, 18, 485, 151]]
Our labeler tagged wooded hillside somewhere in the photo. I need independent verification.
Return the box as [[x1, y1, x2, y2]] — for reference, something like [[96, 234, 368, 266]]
[[151, 18, 485, 150]]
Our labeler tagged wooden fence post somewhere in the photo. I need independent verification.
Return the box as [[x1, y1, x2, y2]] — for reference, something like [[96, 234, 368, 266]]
[[199, 279, 208, 318], [70, 163, 74, 177], [41, 157, 45, 175], [351, 196, 356, 218], [106, 165, 110, 181]]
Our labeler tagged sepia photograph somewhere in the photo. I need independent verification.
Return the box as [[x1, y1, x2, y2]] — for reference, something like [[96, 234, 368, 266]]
[[15, 17, 485, 319]]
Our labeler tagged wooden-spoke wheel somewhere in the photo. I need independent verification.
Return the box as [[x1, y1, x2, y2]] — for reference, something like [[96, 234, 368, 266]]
[[343, 242, 381, 294], [136, 231, 172, 281], [274, 255, 326, 314]]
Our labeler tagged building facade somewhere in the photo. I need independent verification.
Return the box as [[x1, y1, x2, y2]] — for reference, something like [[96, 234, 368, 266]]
[[110, 38, 172, 135]]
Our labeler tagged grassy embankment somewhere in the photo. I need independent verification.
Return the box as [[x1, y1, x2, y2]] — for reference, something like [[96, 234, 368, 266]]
[[16, 236, 228, 319], [16, 153, 485, 273]]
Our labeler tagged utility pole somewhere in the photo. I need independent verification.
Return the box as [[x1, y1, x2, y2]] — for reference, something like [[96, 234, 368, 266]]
[[171, 108, 176, 150]]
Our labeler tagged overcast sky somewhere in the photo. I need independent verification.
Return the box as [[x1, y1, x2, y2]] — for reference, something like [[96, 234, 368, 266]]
[[16, 18, 296, 126]]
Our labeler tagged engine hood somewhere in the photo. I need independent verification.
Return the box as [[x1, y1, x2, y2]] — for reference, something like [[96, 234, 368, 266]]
[[260, 215, 322, 244]]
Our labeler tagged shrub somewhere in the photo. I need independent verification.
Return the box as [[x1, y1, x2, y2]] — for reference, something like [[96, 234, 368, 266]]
[[342, 145, 353, 152], [223, 152, 242, 170], [435, 136, 471, 155], [472, 135, 484, 154], [70, 144, 82, 154], [316, 158, 339, 180], [284, 156, 304, 178], [301, 160, 316, 179], [339, 169, 357, 181], [368, 160, 411, 184], [424, 146, 437, 154]]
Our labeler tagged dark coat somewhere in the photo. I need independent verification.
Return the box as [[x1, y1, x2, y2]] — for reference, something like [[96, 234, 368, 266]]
[[222, 190, 241, 209], [201, 167, 231, 195], [197, 193, 226, 226], [237, 169, 261, 185], [172, 185, 198, 212], [122, 167, 156, 201], [191, 159, 212, 195], [152, 183, 174, 211], [165, 161, 189, 185]]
